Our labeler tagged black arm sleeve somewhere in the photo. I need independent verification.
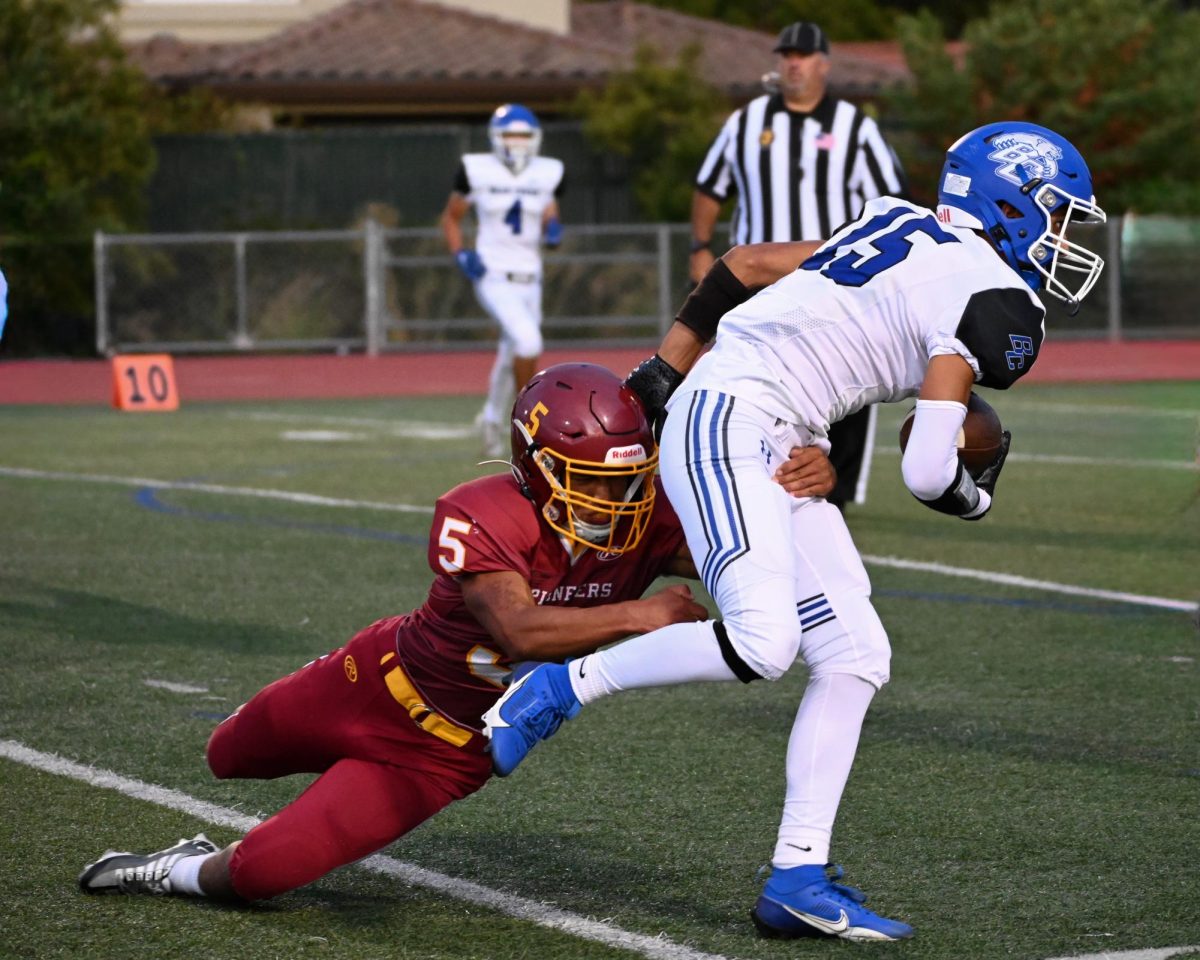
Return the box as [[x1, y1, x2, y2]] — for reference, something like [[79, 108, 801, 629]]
[[452, 162, 470, 195], [955, 287, 1046, 389], [675, 258, 752, 343]]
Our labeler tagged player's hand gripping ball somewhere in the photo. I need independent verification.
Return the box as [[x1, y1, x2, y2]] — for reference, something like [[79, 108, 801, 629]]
[[900, 392, 1004, 479]]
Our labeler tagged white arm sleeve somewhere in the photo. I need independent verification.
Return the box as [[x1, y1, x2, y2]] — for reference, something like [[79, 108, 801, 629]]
[[901, 399, 991, 519]]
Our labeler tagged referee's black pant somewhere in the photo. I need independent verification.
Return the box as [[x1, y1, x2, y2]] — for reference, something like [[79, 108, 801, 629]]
[[827, 406, 873, 511]]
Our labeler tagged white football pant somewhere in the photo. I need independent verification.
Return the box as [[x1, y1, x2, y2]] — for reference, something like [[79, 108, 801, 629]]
[[659, 389, 892, 687], [661, 388, 892, 866], [474, 276, 542, 425]]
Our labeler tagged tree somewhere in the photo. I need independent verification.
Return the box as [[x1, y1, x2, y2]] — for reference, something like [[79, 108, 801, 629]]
[[575, 43, 727, 221], [0, 0, 161, 354], [887, 0, 1200, 213], [599, 0, 961, 40]]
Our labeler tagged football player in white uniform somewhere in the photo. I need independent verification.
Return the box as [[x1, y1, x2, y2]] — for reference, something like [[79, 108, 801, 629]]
[[483, 121, 1105, 941], [440, 104, 565, 456]]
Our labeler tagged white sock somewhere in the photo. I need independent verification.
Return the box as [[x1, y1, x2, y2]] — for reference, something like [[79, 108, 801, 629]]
[[773, 673, 877, 868], [167, 853, 212, 897], [568, 621, 738, 705], [482, 341, 515, 423]]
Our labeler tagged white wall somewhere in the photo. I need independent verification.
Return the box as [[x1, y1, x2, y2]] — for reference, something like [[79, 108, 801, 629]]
[[117, 0, 568, 42]]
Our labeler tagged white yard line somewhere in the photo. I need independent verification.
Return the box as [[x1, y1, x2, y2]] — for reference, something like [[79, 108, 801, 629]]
[[0, 739, 735, 960], [874, 447, 1199, 472], [1045, 948, 1200, 960], [143, 679, 210, 694], [279, 430, 367, 442], [3, 465, 1194, 612], [863, 555, 1198, 613], [242, 411, 475, 440], [999, 400, 1199, 421], [0, 466, 434, 514]]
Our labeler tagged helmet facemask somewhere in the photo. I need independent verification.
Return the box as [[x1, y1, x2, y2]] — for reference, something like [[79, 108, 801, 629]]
[[488, 104, 543, 174], [490, 126, 541, 174], [1022, 183, 1106, 312], [512, 418, 658, 555]]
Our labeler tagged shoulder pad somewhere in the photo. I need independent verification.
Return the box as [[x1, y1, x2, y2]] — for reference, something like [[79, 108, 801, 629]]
[[955, 288, 1045, 389]]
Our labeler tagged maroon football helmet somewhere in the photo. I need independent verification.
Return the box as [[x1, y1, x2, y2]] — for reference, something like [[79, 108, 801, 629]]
[[510, 363, 658, 554]]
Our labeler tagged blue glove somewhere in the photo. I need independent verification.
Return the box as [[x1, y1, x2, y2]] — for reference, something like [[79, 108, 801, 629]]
[[455, 249, 486, 281], [543, 218, 563, 249]]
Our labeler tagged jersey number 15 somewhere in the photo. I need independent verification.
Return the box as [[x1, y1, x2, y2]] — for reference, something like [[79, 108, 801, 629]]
[[802, 210, 959, 287]]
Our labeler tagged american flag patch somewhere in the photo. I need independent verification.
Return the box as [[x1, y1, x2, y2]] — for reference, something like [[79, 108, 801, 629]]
[[815, 132, 836, 150]]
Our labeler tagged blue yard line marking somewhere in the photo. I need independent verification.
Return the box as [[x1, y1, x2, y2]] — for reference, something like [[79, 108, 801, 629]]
[[133, 487, 425, 546], [130, 487, 1177, 619]]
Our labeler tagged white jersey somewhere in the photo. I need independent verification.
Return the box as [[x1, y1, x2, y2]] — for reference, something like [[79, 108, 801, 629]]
[[679, 197, 1046, 435], [457, 153, 564, 277]]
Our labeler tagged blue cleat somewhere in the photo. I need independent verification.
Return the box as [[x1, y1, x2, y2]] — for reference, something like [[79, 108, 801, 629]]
[[751, 864, 914, 942], [482, 663, 580, 776]]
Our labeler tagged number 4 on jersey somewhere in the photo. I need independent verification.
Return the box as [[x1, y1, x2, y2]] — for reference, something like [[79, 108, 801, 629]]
[[504, 198, 522, 235]]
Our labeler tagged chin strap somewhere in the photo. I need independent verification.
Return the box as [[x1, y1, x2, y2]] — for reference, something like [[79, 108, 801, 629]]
[[510, 419, 539, 502]]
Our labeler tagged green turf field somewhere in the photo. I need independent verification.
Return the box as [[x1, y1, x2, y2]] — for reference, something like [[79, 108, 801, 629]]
[[2, 382, 1198, 960]]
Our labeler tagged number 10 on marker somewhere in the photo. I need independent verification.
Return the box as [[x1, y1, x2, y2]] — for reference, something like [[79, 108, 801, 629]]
[[111, 354, 180, 412]]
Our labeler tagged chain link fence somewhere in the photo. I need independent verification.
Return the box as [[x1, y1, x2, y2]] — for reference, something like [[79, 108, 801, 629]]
[[94, 215, 1199, 356]]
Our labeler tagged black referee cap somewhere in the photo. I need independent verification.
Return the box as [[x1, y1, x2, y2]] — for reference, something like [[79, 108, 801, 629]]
[[773, 21, 829, 55]]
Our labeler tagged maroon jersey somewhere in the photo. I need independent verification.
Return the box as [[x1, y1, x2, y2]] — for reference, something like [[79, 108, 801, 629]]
[[394, 472, 686, 731]]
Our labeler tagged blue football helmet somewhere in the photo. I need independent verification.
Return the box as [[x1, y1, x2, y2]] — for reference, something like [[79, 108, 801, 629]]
[[489, 103, 542, 174], [937, 121, 1106, 309]]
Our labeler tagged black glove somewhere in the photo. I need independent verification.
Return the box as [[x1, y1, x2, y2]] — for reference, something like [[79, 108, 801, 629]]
[[624, 354, 685, 440], [962, 430, 1011, 521], [973, 430, 1011, 496]]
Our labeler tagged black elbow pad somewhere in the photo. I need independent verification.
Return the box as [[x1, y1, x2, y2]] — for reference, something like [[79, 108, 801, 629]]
[[675, 259, 751, 342]]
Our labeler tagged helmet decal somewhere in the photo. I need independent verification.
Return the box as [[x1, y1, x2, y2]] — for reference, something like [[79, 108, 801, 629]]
[[942, 171, 972, 197], [987, 132, 1064, 186], [604, 443, 648, 464], [524, 401, 549, 437]]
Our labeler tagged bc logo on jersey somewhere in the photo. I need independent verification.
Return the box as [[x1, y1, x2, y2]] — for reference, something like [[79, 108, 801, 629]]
[[1005, 334, 1035, 371], [987, 133, 1063, 186]]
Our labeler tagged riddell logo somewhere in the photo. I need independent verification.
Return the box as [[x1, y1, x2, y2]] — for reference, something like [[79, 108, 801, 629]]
[[605, 444, 646, 463], [936, 207, 952, 223]]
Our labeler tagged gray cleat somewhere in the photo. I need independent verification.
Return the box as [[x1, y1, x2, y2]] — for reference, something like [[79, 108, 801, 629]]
[[78, 833, 218, 895]]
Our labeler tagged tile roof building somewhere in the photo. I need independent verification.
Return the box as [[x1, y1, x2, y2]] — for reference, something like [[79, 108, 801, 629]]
[[125, 0, 913, 122]]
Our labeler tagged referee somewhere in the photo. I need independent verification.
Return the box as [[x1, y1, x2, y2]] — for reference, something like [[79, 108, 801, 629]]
[[689, 21, 908, 510]]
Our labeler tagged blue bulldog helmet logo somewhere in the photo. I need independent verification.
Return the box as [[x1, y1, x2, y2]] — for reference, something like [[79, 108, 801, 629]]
[[987, 133, 1064, 186]]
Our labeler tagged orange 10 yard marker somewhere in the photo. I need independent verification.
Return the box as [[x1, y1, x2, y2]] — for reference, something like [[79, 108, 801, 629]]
[[111, 354, 180, 411]]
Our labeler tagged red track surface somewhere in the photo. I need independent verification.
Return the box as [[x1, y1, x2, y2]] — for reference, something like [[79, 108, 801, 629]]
[[1, 341, 1197, 406]]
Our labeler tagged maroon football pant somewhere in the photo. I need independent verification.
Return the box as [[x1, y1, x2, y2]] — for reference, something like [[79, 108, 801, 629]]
[[205, 618, 492, 901]]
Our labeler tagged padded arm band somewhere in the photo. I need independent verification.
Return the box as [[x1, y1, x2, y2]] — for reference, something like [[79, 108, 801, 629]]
[[901, 399, 990, 519], [675, 258, 751, 343]]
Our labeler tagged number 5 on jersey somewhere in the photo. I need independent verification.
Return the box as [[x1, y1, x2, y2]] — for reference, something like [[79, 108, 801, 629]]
[[438, 517, 474, 573]]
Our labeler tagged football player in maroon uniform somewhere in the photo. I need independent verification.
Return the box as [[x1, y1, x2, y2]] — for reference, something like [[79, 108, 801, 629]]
[[78, 362, 835, 903]]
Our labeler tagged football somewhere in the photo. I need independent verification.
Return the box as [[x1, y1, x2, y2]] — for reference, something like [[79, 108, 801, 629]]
[[899, 392, 1003, 477]]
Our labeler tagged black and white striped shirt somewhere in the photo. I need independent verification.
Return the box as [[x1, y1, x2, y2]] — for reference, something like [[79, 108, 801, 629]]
[[696, 93, 907, 244]]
